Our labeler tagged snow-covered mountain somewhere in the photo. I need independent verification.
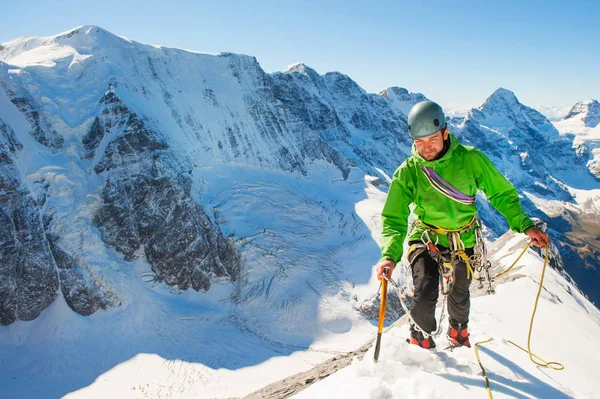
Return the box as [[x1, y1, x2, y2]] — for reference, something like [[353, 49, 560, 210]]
[[554, 99, 600, 178], [564, 100, 600, 128], [449, 90, 600, 305], [0, 25, 415, 328], [1, 26, 599, 398]]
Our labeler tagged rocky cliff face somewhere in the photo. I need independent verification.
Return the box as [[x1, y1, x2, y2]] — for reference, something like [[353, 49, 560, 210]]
[[0, 116, 60, 324], [0, 78, 121, 324], [91, 90, 241, 291]]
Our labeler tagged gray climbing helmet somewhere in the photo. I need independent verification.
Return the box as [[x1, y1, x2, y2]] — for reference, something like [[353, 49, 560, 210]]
[[407, 101, 446, 138]]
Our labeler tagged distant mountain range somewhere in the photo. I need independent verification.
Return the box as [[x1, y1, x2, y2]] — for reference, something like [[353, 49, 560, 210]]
[[0, 25, 598, 333]]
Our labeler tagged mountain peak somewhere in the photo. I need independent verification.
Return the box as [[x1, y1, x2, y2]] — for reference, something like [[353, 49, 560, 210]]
[[379, 87, 428, 117], [564, 99, 600, 127], [0, 25, 130, 68], [380, 87, 408, 98], [51, 25, 131, 47], [480, 88, 520, 111], [283, 62, 319, 78], [470, 87, 558, 141]]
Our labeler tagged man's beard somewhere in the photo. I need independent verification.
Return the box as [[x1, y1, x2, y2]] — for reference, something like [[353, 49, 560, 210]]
[[428, 137, 451, 161]]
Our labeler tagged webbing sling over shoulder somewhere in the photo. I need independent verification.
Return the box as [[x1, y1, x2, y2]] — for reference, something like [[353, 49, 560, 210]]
[[419, 165, 476, 205]]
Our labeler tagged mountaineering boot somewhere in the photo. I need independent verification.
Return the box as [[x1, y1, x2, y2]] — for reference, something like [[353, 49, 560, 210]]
[[407, 330, 436, 349], [447, 325, 471, 348]]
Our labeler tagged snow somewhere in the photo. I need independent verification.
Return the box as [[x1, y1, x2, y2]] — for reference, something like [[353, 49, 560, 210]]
[[379, 87, 427, 118], [3, 167, 598, 398], [1, 43, 92, 68], [553, 100, 600, 180], [295, 236, 600, 399], [555, 113, 600, 141]]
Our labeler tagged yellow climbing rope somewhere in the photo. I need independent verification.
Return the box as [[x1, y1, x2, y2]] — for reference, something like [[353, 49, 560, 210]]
[[473, 338, 494, 399], [493, 241, 531, 280], [507, 245, 564, 370], [474, 243, 564, 398]]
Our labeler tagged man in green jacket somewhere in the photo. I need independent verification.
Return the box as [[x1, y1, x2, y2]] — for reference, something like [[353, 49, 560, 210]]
[[376, 100, 549, 349]]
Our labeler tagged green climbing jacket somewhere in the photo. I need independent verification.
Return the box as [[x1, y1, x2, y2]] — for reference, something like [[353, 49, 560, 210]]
[[380, 132, 534, 263]]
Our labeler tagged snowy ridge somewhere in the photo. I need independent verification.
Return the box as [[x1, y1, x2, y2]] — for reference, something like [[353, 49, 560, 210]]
[[563, 100, 600, 128], [379, 87, 427, 118], [554, 99, 600, 180], [294, 234, 600, 399]]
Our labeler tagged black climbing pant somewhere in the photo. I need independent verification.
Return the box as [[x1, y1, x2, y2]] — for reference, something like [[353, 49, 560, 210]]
[[407, 240, 474, 334]]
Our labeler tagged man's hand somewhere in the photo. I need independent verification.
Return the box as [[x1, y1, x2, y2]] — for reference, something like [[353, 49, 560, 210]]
[[376, 259, 395, 281], [526, 227, 550, 247]]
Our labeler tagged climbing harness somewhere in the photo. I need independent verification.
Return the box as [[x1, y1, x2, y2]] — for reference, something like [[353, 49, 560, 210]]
[[415, 215, 479, 283], [473, 243, 564, 399]]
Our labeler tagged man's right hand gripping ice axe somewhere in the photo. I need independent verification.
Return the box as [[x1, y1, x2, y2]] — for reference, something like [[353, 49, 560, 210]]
[[376, 259, 395, 281]]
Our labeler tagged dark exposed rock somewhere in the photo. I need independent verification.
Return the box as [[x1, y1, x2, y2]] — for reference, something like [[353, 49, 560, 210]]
[[46, 232, 119, 316], [92, 93, 240, 291], [1, 82, 64, 149], [0, 114, 117, 324], [0, 195, 60, 325], [82, 117, 105, 159], [356, 286, 404, 322], [94, 169, 241, 291], [0, 117, 60, 325], [0, 119, 23, 153]]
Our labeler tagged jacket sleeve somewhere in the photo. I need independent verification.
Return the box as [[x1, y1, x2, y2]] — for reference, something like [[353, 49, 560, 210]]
[[380, 163, 414, 263], [473, 150, 534, 233]]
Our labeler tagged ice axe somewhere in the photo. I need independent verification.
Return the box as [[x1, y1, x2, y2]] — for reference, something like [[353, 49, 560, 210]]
[[374, 267, 390, 362]]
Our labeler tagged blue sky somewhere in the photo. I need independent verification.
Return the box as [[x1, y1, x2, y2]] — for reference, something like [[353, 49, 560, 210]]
[[1, 0, 598, 110]]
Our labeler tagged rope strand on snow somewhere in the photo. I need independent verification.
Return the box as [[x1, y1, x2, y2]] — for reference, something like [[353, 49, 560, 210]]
[[473, 337, 494, 399], [492, 241, 531, 279], [507, 246, 564, 370], [474, 243, 564, 398]]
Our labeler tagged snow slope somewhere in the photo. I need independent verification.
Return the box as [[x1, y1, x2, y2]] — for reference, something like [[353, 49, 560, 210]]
[[0, 164, 387, 399], [295, 234, 600, 399]]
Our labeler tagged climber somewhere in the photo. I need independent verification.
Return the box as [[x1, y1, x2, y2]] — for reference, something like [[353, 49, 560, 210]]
[[376, 100, 550, 349]]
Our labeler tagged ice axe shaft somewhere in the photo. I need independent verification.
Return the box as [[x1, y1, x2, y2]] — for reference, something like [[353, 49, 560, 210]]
[[374, 268, 389, 362]]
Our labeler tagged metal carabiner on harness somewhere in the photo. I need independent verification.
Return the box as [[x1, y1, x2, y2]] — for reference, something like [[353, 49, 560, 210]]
[[439, 260, 454, 295], [420, 229, 440, 260], [420, 228, 454, 296]]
